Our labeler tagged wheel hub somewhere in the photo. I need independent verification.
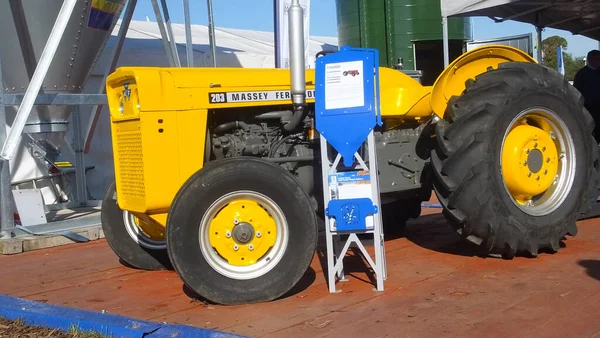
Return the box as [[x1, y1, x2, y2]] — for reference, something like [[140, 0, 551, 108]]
[[502, 123, 559, 204], [207, 198, 278, 267], [233, 222, 254, 244], [527, 148, 543, 173]]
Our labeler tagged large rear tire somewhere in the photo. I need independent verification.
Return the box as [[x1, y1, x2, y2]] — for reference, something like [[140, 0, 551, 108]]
[[166, 157, 318, 305], [430, 62, 596, 259], [101, 182, 171, 270]]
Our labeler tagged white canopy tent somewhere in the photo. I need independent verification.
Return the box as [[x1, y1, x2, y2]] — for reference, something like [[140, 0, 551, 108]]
[[440, 0, 600, 66]]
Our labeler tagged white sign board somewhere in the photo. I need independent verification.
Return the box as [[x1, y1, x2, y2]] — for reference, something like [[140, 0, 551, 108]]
[[324, 60, 365, 110], [274, 0, 311, 69]]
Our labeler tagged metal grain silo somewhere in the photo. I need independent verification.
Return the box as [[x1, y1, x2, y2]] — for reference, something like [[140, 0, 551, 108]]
[[336, 0, 472, 85], [0, 0, 125, 185]]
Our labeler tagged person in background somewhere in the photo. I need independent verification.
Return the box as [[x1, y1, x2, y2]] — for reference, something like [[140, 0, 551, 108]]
[[573, 49, 600, 143]]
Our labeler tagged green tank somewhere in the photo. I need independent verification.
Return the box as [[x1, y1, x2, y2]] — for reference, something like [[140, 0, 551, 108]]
[[336, 0, 472, 85]]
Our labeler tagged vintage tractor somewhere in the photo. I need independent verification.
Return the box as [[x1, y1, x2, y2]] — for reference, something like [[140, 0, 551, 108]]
[[100, 42, 599, 305], [100, 0, 599, 304]]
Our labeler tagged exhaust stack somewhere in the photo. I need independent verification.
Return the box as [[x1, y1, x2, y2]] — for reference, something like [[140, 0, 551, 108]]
[[288, 0, 305, 108]]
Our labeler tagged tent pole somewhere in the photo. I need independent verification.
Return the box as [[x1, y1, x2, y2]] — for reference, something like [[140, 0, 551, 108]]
[[0, 57, 14, 239], [535, 12, 544, 65], [183, 0, 193, 67], [151, 0, 176, 67], [207, 0, 217, 67], [536, 25, 543, 64], [442, 16, 449, 67], [160, 0, 181, 67]]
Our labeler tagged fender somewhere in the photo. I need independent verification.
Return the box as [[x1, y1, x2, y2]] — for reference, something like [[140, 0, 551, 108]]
[[430, 45, 537, 119]]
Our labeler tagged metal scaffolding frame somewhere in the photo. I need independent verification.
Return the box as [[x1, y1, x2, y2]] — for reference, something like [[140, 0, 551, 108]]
[[0, 0, 216, 240]]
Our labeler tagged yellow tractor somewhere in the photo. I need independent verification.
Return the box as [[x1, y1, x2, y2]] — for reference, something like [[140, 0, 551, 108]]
[[100, 1, 600, 304], [100, 43, 599, 305]]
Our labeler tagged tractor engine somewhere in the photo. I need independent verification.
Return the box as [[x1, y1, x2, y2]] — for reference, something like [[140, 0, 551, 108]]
[[211, 122, 276, 158], [208, 111, 317, 199]]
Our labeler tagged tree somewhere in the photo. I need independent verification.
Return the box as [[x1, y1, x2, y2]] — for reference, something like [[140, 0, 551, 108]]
[[564, 55, 586, 81], [541, 35, 585, 81]]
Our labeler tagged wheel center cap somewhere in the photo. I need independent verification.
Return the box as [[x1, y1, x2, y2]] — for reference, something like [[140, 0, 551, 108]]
[[527, 149, 543, 173], [233, 222, 254, 244]]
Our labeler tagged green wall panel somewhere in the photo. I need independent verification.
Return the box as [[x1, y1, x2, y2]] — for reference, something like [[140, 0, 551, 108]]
[[336, 0, 472, 69]]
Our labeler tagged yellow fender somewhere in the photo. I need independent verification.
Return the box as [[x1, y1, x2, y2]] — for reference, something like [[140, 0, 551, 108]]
[[430, 45, 537, 119], [378, 67, 433, 119]]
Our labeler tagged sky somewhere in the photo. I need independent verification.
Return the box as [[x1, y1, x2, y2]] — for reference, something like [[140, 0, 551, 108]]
[[129, 0, 598, 58]]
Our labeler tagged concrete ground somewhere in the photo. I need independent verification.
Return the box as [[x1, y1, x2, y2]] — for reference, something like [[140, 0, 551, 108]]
[[1, 206, 600, 337]]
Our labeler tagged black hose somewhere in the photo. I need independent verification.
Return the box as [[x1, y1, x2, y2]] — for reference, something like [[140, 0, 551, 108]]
[[255, 110, 293, 121], [283, 105, 305, 132], [213, 121, 250, 134]]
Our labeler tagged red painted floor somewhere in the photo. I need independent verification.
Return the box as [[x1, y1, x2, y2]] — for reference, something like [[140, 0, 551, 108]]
[[2, 206, 600, 337]]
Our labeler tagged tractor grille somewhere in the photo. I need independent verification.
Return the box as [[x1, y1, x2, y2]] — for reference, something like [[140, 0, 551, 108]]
[[114, 120, 145, 204]]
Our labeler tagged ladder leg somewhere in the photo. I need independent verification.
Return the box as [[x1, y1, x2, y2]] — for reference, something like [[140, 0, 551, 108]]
[[335, 235, 349, 282], [325, 221, 341, 293]]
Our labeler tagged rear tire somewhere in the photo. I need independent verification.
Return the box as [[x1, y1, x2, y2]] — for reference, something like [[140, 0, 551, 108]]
[[430, 62, 596, 258], [101, 182, 171, 270], [166, 157, 318, 305]]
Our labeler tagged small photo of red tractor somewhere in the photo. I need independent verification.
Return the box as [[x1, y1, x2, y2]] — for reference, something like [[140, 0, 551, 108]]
[[343, 70, 360, 77]]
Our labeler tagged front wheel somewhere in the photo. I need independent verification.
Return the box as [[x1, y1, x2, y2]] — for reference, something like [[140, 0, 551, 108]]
[[101, 182, 171, 270], [166, 157, 318, 305], [431, 62, 597, 258]]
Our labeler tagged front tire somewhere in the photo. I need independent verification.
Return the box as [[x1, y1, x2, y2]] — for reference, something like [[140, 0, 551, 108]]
[[431, 62, 596, 259], [101, 182, 171, 270], [166, 157, 318, 305]]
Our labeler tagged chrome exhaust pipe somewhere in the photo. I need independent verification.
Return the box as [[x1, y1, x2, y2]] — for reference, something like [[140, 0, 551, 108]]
[[288, 0, 305, 108]]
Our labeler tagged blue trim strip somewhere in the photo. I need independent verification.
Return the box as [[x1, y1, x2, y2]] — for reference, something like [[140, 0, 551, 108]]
[[0, 294, 246, 338]]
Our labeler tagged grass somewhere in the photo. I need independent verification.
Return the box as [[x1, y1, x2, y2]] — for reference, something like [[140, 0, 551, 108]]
[[0, 317, 112, 338]]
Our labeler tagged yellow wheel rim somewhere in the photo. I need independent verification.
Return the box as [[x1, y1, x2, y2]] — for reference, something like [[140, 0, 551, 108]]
[[500, 107, 576, 216], [208, 199, 278, 266], [199, 190, 289, 280]]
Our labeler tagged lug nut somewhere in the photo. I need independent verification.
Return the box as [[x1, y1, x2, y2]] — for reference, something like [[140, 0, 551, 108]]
[[544, 169, 548, 175], [234, 219, 239, 225], [523, 161, 528, 166], [526, 148, 530, 154], [226, 231, 231, 238], [249, 244, 254, 251], [528, 172, 532, 177], [542, 146, 546, 151], [256, 231, 262, 238], [536, 176, 540, 181], [233, 244, 239, 251], [534, 142, 538, 148]]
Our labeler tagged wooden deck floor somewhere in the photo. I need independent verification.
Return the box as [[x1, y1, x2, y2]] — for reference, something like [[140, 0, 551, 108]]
[[2, 207, 600, 337]]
